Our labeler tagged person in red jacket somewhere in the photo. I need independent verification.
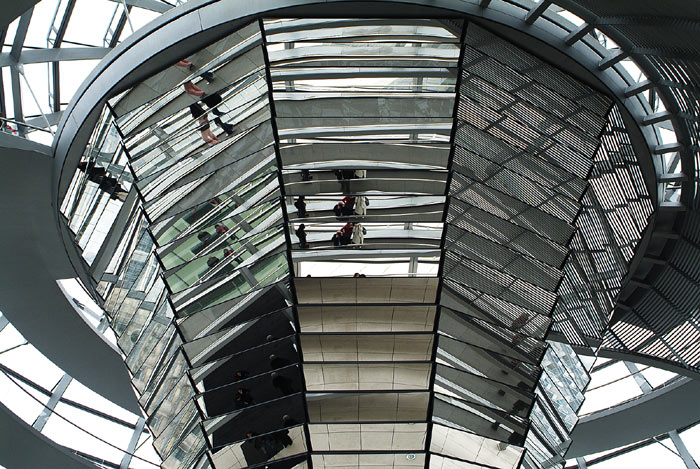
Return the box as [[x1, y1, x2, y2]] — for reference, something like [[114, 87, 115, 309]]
[[340, 222, 354, 237], [341, 195, 355, 211], [339, 222, 354, 245]]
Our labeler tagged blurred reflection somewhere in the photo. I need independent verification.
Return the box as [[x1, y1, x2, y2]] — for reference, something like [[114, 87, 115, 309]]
[[429, 424, 522, 469], [199, 365, 302, 418], [189, 308, 295, 366], [308, 423, 427, 451], [306, 392, 428, 422], [212, 425, 308, 468], [193, 336, 300, 390], [312, 453, 425, 467], [433, 393, 527, 446], [175, 251, 289, 317], [206, 394, 306, 450], [179, 281, 291, 341], [298, 305, 436, 333], [77, 160, 129, 201]]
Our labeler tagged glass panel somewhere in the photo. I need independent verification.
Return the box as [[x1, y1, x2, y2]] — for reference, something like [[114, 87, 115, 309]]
[[178, 279, 292, 343], [309, 423, 427, 451], [295, 277, 439, 304], [429, 424, 522, 469], [161, 422, 207, 469], [191, 335, 300, 391], [205, 394, 307, 450], [175, 251, 289, 318], [297, 305, 436, 333], [211, 424, 307, 467], [304, 363, 432, 391], [153, 169, 278, 247], [306, 392, 429, 423], [198, 365, 303, 419], [163, 223, 284, 293], [153, 400, 199, 457], [301, 334, 433, 362], [184, 308, 295, 366], [312, 453, 425, 468], [148, 374, 195, 436]]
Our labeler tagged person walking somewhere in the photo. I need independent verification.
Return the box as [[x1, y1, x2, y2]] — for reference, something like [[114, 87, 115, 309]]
[[295, 224, 308, 249]]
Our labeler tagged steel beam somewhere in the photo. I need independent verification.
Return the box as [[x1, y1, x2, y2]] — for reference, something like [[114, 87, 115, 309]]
[[32, 374, 72, 432], [525, 0, 553, 25], [565, 23, 595, 46], [106, 0, 172, 14], [9, 68, 23, 133], [0, 47, 111, 67], [624, 361, 653, 394], [624, 80, 654, 97], [669, 430, 700, 469], [599, 49, 628, 70], [10, 10, 32, 61], [119, 418, 146, 469]]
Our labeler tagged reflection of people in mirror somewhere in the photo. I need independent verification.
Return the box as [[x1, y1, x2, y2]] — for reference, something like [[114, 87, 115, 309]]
[[234, 387, 252, 408], [269, 354, 290, 369], [294, 196, 309, 218], [271, 372, 294, 396], [295, 224, 308, 249], [77, 161, 129, 201]]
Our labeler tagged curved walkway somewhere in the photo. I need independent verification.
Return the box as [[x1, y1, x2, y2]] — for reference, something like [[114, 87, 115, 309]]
[[0, 134, 139, 413], [566, 377, 700, 458]]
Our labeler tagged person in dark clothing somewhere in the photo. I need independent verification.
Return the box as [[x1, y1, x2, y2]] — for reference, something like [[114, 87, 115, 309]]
[[241, 431, 268, 464], [233, 370, 250, 381], [77, 161, 128, 201], [189, 92, 233, 144], [334, 169, 354, 193], [341, 195, 355, 215], [273, 429, 293, 448], [294, 196, 308, 218], [198, 231, 211, 243], [282, 415, 299, 428], [269, 354, 290, 370], [301, 169, 312, 181], [272, 420, 294, 448], [207, 256, 220, 269], [333, 200, 345, 218], [341, 195, 355, 209], [511, 312, 529, 330], [339, 222, 354, 245], [295, 224, 308, 249], [332, 231, 342, 247], [177, 59, 216, 99], [271, 372, 294, 396], [333, 196, 355, 217], [272, 414, 300, 449], [512, 400, 527, 413], [332, 229, 351, 247], [234, 387, 252, 408]]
